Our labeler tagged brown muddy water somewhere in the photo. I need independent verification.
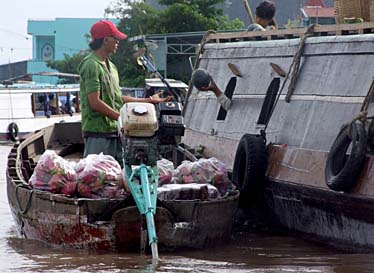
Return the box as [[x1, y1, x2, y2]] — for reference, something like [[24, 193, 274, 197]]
[[2, 144, 374, 273]]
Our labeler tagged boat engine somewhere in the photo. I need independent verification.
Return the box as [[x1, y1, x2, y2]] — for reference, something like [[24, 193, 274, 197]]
[[118, 101, 185, 166]]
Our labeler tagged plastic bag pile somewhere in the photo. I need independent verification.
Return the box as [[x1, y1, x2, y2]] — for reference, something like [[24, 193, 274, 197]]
[[29, 151, 128, 199], [28, 150, 77, 195], [157, 157, 235, 201], [29, 151, 234, 201], [75, 153, 128, 199]]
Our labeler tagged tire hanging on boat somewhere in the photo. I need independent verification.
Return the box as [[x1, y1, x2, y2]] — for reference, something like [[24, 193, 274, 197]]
[[325, 120, 368, 192], [232, 134, 267, 206], [7, 122, 19, 142]]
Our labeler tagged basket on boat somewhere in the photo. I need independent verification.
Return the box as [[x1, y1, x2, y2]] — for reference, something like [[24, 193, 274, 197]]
[[334, 0, 374, 23]]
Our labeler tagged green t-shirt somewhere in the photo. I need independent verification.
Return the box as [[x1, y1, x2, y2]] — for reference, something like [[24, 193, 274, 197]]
[[78, 53, 123, 134]]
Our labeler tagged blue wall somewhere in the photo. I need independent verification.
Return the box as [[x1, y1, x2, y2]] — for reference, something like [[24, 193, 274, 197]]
[[27, 18, 120, 83]]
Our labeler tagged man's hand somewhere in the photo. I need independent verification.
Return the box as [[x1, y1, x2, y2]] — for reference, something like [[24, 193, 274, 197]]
[[150, 92, 173, 103], [198, 78, 222, 98], [199, 78, 217, 92]]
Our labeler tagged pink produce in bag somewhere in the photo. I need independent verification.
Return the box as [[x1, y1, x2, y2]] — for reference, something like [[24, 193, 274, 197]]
[[28, 150, 77, 195], [75, 153, 128, 199], [157, 158, 175, 186], [171, 161, 195, 184], [171, 157, 234, 196]]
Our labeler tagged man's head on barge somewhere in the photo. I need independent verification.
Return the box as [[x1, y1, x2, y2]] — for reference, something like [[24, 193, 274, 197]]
[[257, 1, 276, 28]]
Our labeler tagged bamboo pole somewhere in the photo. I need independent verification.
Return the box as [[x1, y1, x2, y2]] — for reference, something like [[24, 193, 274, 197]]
[[242, 0, 255, 24]]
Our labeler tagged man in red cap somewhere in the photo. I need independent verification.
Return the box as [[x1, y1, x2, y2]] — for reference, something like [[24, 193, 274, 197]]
[[78, 20, 172, 166]]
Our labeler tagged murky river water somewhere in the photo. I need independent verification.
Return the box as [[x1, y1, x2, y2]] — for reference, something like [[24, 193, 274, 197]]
[[2, 144, 374, 273]]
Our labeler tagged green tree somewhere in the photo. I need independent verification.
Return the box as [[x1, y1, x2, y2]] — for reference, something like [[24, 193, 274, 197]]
[[47, 0, 244, 87], [107, 0, 244, 87], [46, 52, 88, 83]]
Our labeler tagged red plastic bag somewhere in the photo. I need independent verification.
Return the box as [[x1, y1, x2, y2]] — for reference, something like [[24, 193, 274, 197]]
[[171, 157, 233, 196], [157, 158, 175, 186], [75, 153, 128, 199], [29, 150, 77, 196]]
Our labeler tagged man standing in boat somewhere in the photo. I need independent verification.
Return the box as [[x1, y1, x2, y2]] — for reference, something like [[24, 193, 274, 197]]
[[78, 20, 172, 165], [196, 1, 276, 110]]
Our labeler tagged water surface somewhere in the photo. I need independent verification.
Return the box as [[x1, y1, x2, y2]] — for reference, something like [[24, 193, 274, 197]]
[[2, 144, 374, 273]]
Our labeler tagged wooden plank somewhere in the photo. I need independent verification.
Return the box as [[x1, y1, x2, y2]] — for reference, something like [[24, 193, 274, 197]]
[[205, 22, 374, 43]]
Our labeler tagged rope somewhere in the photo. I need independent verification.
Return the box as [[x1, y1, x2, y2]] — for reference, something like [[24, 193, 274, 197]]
[[346, 80, 374, 138], [8, 90, 15, 123], [285, 24, 316, 102], [264, 25, 316, 131], [360, 80, 374, 113]]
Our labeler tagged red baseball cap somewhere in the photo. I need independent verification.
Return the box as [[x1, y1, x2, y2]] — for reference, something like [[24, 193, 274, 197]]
[[90, 20, 128, 40]]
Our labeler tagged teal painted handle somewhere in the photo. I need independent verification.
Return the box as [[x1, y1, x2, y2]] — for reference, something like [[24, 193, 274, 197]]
[[139, 165, 158, 245], [124, 163, 159, 260]]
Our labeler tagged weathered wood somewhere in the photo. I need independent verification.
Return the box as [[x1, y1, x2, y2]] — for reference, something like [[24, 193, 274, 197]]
[[205, 23, 374, 43]]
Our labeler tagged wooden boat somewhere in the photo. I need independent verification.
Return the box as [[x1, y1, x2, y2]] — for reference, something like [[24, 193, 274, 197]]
[[182, 22, 374, 249], [6, 121, 239, 251]]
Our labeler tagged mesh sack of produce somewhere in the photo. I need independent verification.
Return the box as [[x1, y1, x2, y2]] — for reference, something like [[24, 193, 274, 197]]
[[171, 160, 195, 184], [75, 153, 128, 199], [172, 157, 234, 196], [28, 150, 77, 196], [201, 157, 234, 196], [157, 158, 175, 186]]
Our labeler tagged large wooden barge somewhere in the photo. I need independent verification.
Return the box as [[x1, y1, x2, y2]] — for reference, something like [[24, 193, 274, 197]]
[[182, 23, 374, 249]]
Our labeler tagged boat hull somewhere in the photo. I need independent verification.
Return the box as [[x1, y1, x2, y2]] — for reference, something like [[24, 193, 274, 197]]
[[6, 122, 239, 251], [263, 179, 374, 249], [181, 25, 374, 249], [7, 177, 238, 251]]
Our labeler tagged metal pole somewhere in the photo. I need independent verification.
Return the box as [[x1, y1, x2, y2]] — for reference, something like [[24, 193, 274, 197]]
[[140, 165, 159, 261]]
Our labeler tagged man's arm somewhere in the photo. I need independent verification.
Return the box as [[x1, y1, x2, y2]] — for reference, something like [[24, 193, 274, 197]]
[[122, 92, 173, 104], [200, 79, 232, 111], [88, 91, 173, 121], [122, 95, 152, 103], [88, 91, 121, 120]]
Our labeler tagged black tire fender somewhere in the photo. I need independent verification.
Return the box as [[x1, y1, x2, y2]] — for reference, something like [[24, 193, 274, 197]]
[[325, 120, 367, 192], [232, 134, 267, 205], [7, 122, 19, 142]]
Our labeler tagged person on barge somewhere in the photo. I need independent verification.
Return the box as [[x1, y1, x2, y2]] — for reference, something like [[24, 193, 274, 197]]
[[197, 1, 277, 110], [247, 0, 277, 31]]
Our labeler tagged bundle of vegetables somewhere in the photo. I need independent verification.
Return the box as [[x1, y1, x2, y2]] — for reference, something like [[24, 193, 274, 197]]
[[157, 183, 219, 201], [75, 153, 128, 199], [157, 158, 175, 186], [28, 150, 77, 196]]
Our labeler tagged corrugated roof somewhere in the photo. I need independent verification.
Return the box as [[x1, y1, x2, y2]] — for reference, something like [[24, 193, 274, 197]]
[[305, 0, 326, 7], [302, 7, 335, 18]]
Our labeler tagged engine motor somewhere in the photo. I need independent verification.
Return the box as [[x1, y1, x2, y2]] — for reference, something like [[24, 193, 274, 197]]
[[119, 101, 185, 166]]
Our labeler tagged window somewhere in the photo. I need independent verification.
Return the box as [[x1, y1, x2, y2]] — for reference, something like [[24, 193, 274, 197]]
[[216, 77, 236, 120], [257, 78, 280, 126]]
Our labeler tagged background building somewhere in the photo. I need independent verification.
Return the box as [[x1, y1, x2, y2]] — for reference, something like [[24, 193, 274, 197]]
[[0, 18, 118, 83], [0, 1, 338, 83], [301, 0, 335, 26], [28, 18, 119, 83], [0, 60, 28, 82]]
